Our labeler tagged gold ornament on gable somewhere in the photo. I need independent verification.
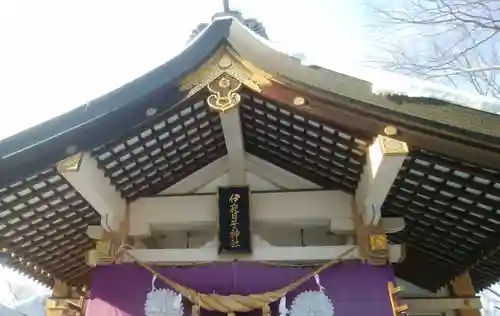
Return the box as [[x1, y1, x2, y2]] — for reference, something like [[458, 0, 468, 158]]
[[180, 48, 273, 112], [369, 234, 389, 252], [207, 73, 242, 112]]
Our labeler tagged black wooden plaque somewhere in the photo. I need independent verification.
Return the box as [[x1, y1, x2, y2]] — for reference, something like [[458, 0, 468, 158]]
[[218, 186, 251, 253]]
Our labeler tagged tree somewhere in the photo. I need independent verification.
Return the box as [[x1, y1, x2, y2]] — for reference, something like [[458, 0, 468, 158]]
[[366, 0, 500, 99]]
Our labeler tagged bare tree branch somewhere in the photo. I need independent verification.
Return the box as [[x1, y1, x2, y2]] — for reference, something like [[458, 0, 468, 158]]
[[6, 280, 19, 302], [365, 0, 500, 99]]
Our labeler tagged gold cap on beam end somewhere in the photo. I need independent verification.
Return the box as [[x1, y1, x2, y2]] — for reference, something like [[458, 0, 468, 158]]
[[384, 125, 398, 136], [293, 96, 306, 106]]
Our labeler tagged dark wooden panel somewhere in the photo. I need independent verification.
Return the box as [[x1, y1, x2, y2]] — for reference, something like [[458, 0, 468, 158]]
[[239, 89, 500, 291], [383, 150, 500, 290], [239, 92, 370, 193], [0, 168, 99, 286], [471, 251, 500, 290], [91, 96, 227, 200]]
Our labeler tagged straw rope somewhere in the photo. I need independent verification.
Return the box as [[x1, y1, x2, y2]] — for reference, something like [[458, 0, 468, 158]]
[[117, 245, 356, 313]]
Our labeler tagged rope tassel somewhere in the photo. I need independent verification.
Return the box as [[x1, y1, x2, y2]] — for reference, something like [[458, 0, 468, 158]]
[[192, 304, 200, 316], [262, 304, 271, 316], [117, 244, 356, 313]]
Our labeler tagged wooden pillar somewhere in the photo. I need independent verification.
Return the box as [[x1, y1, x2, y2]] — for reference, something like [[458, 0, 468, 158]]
[[450, 271, 481, 316], [353, 129, 408, 265], [47, 280, 72, 316], [52, 279, 71, 297]]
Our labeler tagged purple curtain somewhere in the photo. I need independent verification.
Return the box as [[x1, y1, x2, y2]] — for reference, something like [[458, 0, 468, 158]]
[[86, 261, 395, 316]]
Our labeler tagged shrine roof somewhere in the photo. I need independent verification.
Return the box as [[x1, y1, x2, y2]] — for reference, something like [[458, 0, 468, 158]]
[[0, 16, 500, 292]]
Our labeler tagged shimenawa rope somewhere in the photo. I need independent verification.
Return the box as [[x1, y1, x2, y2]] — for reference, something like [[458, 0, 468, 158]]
[[115, 244, 356, 316]]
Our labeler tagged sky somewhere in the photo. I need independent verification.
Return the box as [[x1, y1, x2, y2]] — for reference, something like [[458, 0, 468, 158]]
[[0, 0, 499, 313], [0, 0, 368, 141], [0, 265, 50, 307]]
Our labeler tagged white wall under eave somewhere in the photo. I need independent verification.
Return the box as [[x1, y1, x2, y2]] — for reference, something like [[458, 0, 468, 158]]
[[396, 278, 449, 297], [194, 171, 282, 193], [129, 190, 354, 237], [157, 156, 319, 196]]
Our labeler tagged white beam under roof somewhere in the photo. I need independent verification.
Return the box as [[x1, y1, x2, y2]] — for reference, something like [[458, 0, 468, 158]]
[[128, 190, 405, 237], [160, 156, 229, 194], [245, 154, 320, 190], [355, 134, 408, 226], [401, 297, 482, 315], [58, 152, 125, 232], [220, 107, 246, 185], [160, 152, 319, 195], [119, 234, 403, 264], [86, 225, 104, 240]]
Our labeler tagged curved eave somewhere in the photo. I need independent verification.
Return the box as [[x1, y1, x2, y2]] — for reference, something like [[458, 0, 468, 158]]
[[0, 19, 234, 187], [222, 20, 500, 146], [226, 18, 500, 170], [1, 16, 500, 186]]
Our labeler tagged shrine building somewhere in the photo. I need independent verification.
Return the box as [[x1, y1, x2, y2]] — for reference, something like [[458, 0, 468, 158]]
[[0, 4, 499, 316]]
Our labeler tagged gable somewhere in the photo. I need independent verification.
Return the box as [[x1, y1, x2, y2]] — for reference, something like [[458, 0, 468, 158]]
[[0, 16, 499, 292]]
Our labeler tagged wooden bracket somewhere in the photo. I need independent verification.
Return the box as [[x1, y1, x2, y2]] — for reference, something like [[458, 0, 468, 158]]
[[451, 271, 481, 316], [47, 280, 87, 316], [86, 203, 131, 266], [352, 133, 408, 265], [352, 201, 390, 265]]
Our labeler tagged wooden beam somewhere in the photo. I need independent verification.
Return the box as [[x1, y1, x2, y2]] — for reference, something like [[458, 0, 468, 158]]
[[401, 297, 482, 314], [349, 134, 407, 266], [356, 134, 408, 226], [451, 271, 481, 316], [220, 107, 246, 185], [58, 153, 125, 231], [128, 190, 405, 236], [120, 234, 403, 264], [52, 279, 71, 297], [160, 152, 318, 195], [245, 154, 320, 190], [86, 225, 104, 240], [258, 80, 500, 170]]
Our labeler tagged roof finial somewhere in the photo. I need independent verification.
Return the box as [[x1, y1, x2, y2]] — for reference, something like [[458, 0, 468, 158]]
[[223, 0, 230, 12]]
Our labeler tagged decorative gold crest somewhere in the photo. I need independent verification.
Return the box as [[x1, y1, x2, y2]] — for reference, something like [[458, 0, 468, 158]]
[[369, 234, 389, 251], [207, 73, 242, 112], [180, 47, 272, 100], [57, 153, 83, 173]]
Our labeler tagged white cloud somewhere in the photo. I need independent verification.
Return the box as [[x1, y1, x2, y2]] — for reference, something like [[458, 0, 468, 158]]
[[0, 265, 50, 307]]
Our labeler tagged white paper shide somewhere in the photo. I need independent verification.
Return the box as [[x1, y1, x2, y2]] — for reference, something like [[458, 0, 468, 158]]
[[289, 291, 334, 316], [145, 276, 184, 316]]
